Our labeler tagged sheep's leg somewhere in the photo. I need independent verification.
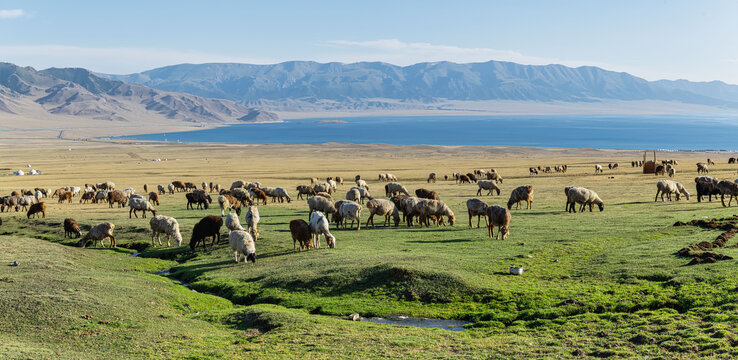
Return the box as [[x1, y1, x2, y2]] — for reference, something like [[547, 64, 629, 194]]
[[655, 190, 660, 202], [109, 235, 116, 248], [477, 214, 482, 228], [721, 194, 727, 207], [234, 251, 240, 263]]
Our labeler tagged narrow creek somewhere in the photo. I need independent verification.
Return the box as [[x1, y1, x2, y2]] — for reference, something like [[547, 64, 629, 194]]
[[151, 266, 471, 331]]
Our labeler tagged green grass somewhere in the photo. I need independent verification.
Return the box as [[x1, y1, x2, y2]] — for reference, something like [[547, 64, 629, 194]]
[[4, 150, 738, 358]]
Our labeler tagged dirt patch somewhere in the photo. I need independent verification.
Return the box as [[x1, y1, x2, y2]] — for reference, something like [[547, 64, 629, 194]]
[[674, 216, 738, 265]]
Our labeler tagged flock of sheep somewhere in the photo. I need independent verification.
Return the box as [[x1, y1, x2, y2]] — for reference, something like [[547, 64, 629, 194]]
[[3, 156, 738, 266]]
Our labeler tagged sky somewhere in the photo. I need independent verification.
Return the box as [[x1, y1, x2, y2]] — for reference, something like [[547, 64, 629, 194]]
[[1, 1, 737, 83]]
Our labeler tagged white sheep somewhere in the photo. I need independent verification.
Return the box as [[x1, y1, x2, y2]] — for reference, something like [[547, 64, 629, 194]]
[[157, 184, 166, 194], [406, 198, 455, 227], [230, 180, 247, 190], [149, 215, 183, 247], [655, 180, 690, 202], [35, 190, 44, 201], [167, 183, 175, 194], [69, 186, 81, 196], [384, 182, 409, 197], [567, 187, 604, 212], [308, 196, 336, 218], [225, 212, 245, 231], [346, 188, 361, 202], [244, 206, 260, 240], [274, 187, 291, 203], [128, 197, 157, 218], [595, 164, 603, 173], [349, 186, 372, 204], [476, 180, 501, 196], [327, 179, 337, 192], [229, 229, 256, 263], [355, 179, 369, 190], [78, 222, 116, 248], [385, 173, 398, 182], [337, 201, 362, 230], [309, 211, 335, 248], [365, 198, 400, 227]]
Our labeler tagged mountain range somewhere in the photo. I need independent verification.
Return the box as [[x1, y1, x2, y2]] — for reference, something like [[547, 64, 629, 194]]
[[103, 60, 738, 110], [0, 62, 280, 126]]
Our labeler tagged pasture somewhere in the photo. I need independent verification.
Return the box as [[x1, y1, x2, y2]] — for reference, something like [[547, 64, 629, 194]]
[[2, 142, 738, 359]]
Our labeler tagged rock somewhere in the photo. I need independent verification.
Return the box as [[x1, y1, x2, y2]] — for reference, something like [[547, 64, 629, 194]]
[[348, 313, 360, 321]]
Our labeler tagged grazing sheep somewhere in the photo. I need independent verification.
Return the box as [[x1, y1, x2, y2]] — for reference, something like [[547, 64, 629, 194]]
[[355, 179, 369, 190], [466, 198, 489, 228], [365, 199, 400, 228], [94, 190, 109, 204], [225, 212, 245, 231], [167, 183, 175, 194], [184, 182, 197, 191], [58, 191, 73, 204], [668, 167, 676, 177], [143, 184, 149, 193], [309, 211, 336, 248], [190, 215, 223, 251], [486, 172, 503, 183], [244, 206, 260, 240], [707, 158, 715, 165], [274, 187, 291, 203], [654, 164, 666, 176], [34, 190, 43, 201], [129, 197, 157, 218], [157, 184, 166, 195], [695, 176, 720, 202], [697, 163, 709, 174], [406, 199, 455, 227], [186, 190, 212, 210], [346, 188, 361, 202], [415, 188, 439, 200], [260, 186, 278, 202], [594, 164, 603, 173], [218, 194, 241, 216], [230, 188, 254, 206], [458, 174, 471, 184], [149, 215, 183, 247], [507, 185, 534, 210], [308, 196, 336, 218], [529, 167, 539, 175], [78, 222, 116, 248], [477, 180, 501, 196], [327, 179, 337, 192], [296, 185, 316, 200], [427, 172, 437, 183], [486, 205, 511, 239], [107, 191, 128, 208], [729, 157, 736, 164], [655, 180, 690, 202], [27, 202, 46, 219], [378, 173, 387, 182], [229, 229, 257, 263], [466, 173, 478, 182], [172, 181, 186, 192], [201, 181, 207, 190], [63, 218, 82, 238], [290, 219, 312, 251], [313, 182, 330, 194], [249, 188, 268, 205], [310, 177, 320, 184], [350, 186, 372, 203], [337, 201, 362, 230], [385, 182, 409, 197], [17, 196, 36, 211], [393, 196, 417, 223], [567, 187, 604, 212], [209, 182, 216, 192], [717, 180, 738, 207], [148, 192, 160, 206], [246, 182, 262, 190]]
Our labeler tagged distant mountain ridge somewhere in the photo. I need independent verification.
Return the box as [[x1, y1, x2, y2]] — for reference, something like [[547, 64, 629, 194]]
[[0, 62, 279, 124], [103, 60, 738, 109]]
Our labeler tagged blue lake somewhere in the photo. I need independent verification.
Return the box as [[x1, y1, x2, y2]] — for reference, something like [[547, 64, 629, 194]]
[[117, 114, 738, 150]]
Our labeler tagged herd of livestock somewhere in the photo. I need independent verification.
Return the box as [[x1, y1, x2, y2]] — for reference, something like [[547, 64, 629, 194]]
[[2, 157, 738, 265]]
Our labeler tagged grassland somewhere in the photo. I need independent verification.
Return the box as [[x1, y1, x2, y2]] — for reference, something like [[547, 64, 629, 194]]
[[2, 142, 738, 358]]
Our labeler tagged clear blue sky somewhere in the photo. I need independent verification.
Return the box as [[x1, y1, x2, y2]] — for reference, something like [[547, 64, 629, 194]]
[[1, 1, 737, 83]]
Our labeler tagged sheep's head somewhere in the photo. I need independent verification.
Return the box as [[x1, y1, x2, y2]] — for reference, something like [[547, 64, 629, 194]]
[[174, 230, 183, 246], [326, 234, 336, 248], [500, 226, 509, 239], [246, 253, 256, 263], [597, 203, 605, 212], [447, 215, 455, 226]]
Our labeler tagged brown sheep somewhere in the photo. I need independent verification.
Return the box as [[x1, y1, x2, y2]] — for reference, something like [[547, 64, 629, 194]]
[[63, 218, 82, 238], [58, 191, 73, 204], [148, 192, 160, 206], [415, 188, 440, 200], [80, 191, 95, 204], [296, 185, 316, 200], [486, 205, 511, 239], [107, 191, 128, 208], [27, 202, 46, 219], [290, 219, 312, 251], [507, 185, 534, 210], [335, 176, 344, 185], [172, 180, 186, 192], [143, 184, 149, 193], [458, 174, 471, 184], [251, 188, 268, 205]]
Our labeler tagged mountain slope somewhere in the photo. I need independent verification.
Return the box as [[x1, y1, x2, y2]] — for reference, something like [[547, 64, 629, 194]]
[[0, 62, 279, 124], [104, 60, 738, 108]]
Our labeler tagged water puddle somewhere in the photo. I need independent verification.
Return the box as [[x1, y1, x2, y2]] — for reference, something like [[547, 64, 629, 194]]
[[362, 315, 470, 331], [152, 269, 191, 287]]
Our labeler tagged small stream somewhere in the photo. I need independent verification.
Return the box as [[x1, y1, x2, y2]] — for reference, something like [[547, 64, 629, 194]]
[[152, 268, 471, 331], [363, 315, 470, 331]]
